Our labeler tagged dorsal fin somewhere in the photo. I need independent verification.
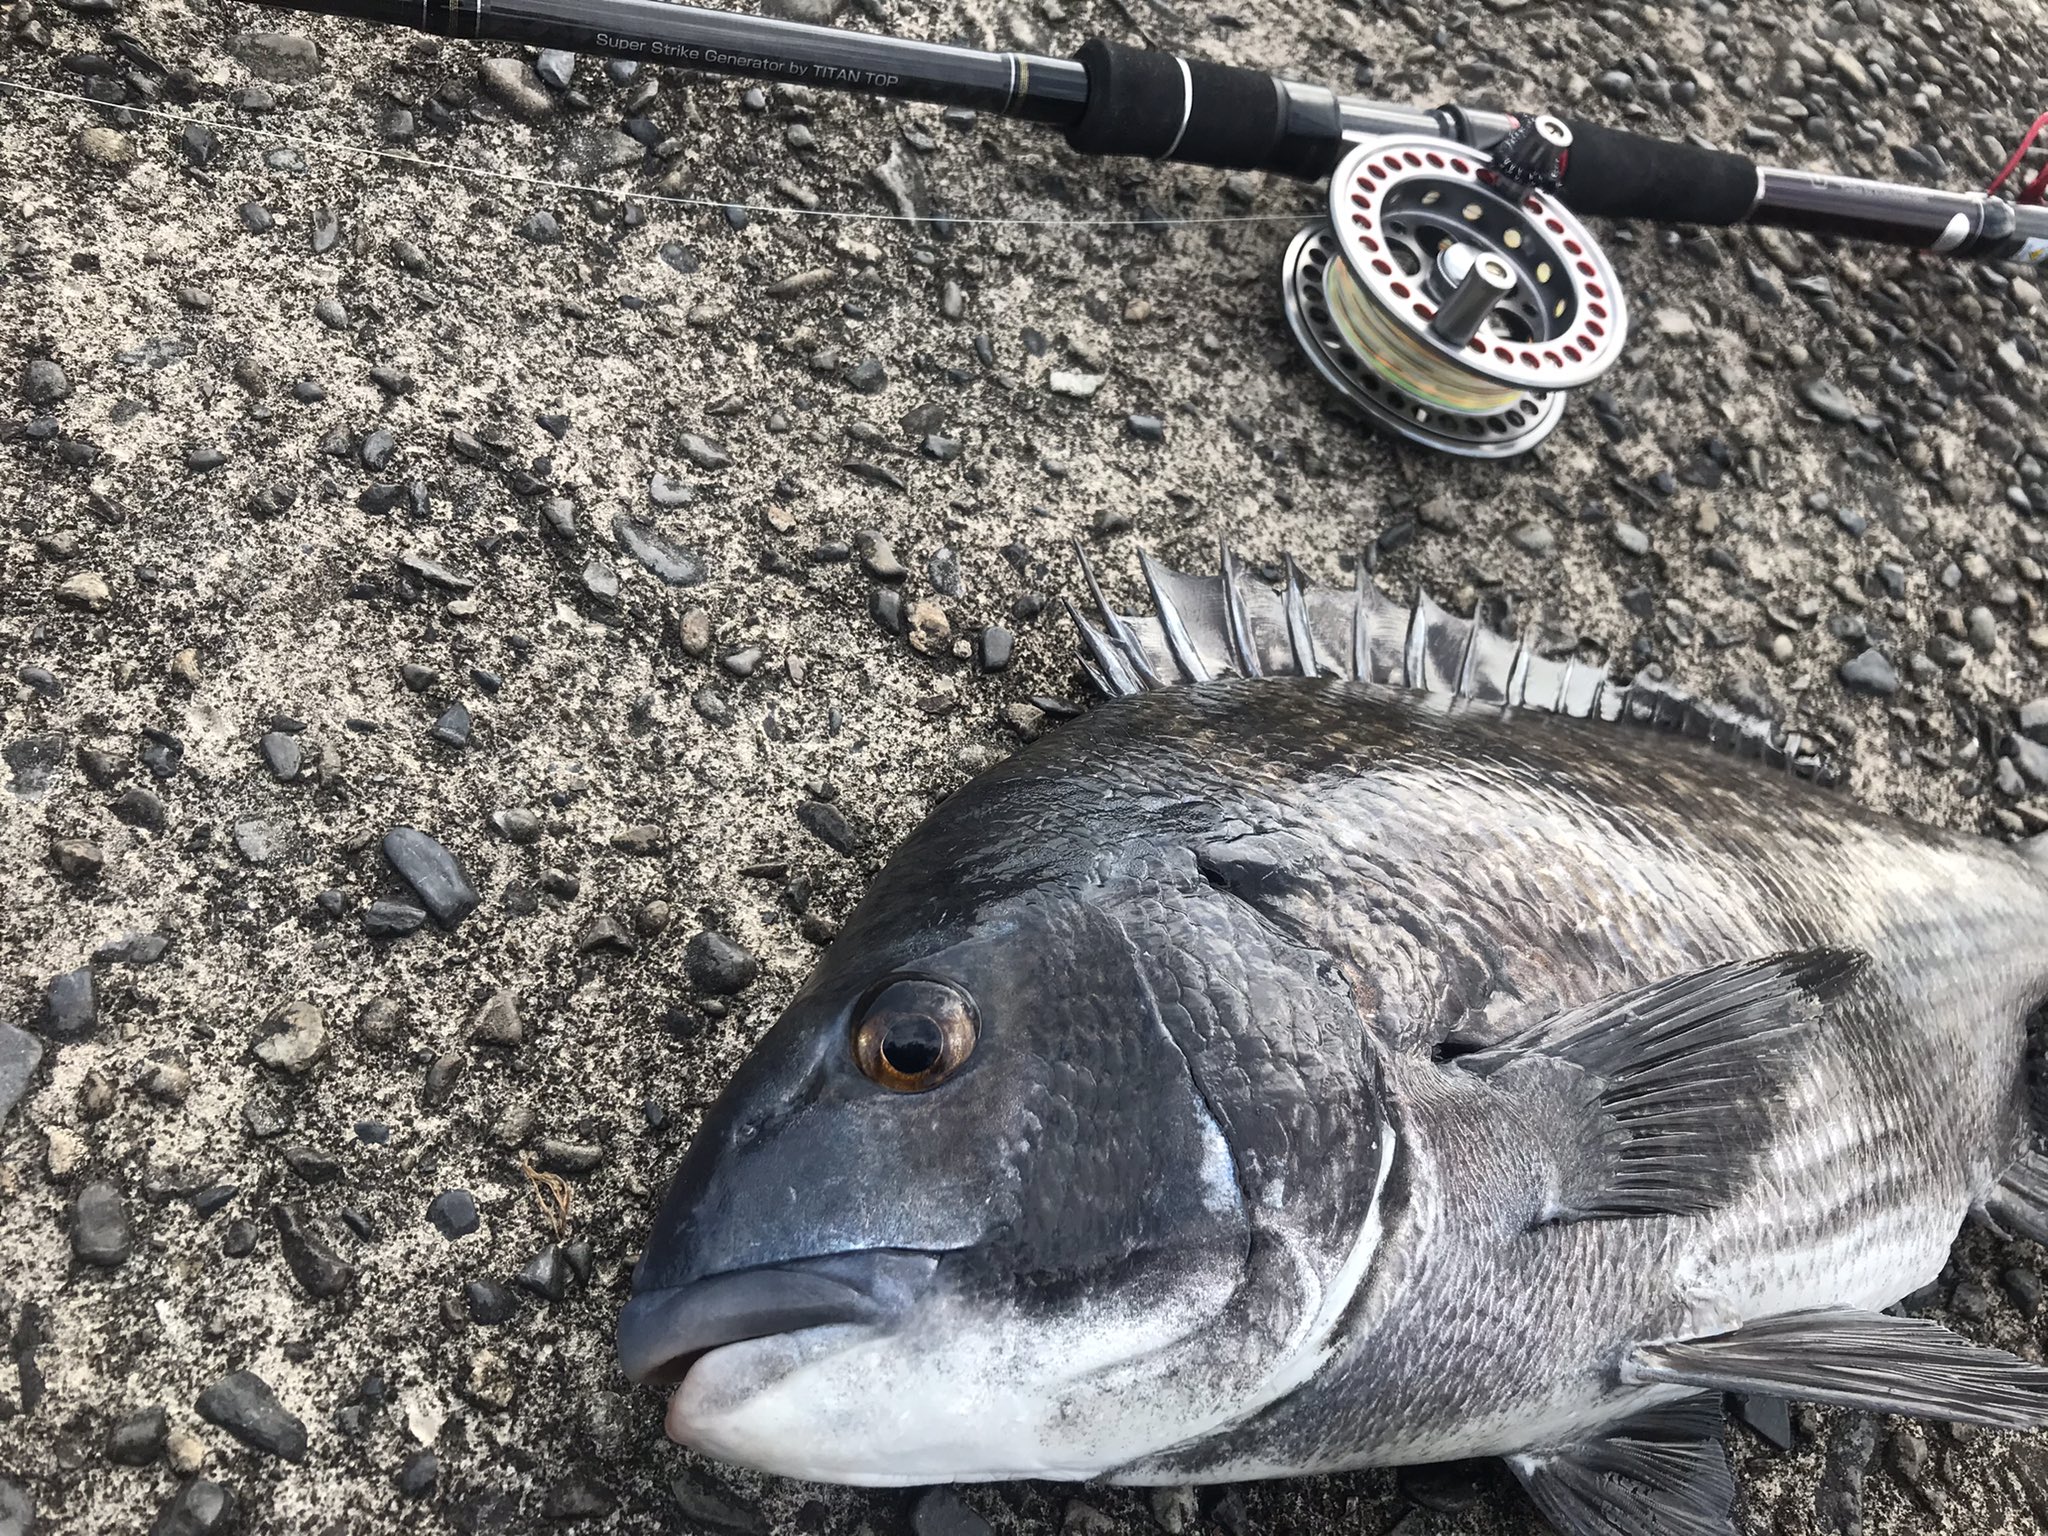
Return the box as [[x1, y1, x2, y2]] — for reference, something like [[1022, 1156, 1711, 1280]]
[[1068, 544, 1837, 784]]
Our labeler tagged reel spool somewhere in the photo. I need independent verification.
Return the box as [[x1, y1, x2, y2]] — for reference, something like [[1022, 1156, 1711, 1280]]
[[1280, 120, 1629, 459]]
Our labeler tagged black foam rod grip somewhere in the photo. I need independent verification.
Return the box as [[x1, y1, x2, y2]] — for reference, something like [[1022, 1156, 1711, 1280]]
[[1556, 119, 1760, 226], [1066, 40, 1325, 174]]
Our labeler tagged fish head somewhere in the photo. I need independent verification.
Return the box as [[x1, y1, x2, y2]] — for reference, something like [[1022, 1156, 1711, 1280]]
[[619, 752, 1389, 1484]]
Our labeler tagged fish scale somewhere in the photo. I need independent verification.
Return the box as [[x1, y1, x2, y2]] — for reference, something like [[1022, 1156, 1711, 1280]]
[[1073, 679, 2044, 1475]]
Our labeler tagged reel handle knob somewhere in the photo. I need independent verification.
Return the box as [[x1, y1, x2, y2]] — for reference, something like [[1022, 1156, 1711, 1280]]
[[1429, 251, 1519, 348], [1489, 114, 1574, 194]]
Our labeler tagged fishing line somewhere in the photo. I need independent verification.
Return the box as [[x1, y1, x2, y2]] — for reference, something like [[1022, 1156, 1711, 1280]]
[[0, 77, 1321, 230]]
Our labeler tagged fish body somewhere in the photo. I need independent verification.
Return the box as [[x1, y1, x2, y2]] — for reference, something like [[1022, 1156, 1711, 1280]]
[[618, 558, 2048, 1530]]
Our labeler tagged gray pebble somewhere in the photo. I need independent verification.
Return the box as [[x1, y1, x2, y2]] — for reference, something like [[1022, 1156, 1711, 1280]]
[[615, 519, 706, 586], [72, 1180, 133, 1266], [1612, 523, 1651, 557], [108, 1404, 169, 1465], [685, 931, 759, 994], [258, 731, 301, 781], [431, 702, 473, 748], [41, 966, 97, 1040], [856, 530, 907, 581], [677, 433, 731, 471], [273, 1203, 356, 1296], [20, 359, 70, 407], [382, 826, 480, 928], [1838, 647, 1900, 697], [797, 799, 862, 853], [1799, 377, 1858, 424], [147, 1478, 236, 1536], [535, 48, 576, 90], [427, 1189, 479, 1239], [581, 559, 621, 606], [252, 999, 329, 1074], [478, 56, 554, 119], [491, 808, 543, 843], [363, 900, 429, 937], [197, 1370, 307, 1460], [0, 1022, 43, 1124]]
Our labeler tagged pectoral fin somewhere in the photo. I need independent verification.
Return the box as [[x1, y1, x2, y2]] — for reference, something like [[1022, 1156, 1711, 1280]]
[[1507, 1395, 1735, 1536], [1625, 1308, 2048, 1430], [1461, 949, 1867, 1222]]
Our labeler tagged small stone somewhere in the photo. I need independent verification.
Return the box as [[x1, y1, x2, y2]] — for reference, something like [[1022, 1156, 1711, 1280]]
[[472, 989, 523, 1047], [854, 530, 908, 581], [464, 1350, 517, 1411], [108, 1405, 170, 1465], [40, 967, 97, 1041], [257, 732, 301, 781], [491, 808, 543, 843], [382, 827, 480, 928], [685, 932, 758, 994], [56, 571, 111, 610], [72, 1180, 134, 1266], [196, 1370, 306, 1461], [582, 559, 621, 606], [1510, 521, 1555, 556], [1612, 523, 1650, 556], [0, 1023, 43, 1125], [796, 800, 861, 853], [611, 823, 665, 854], [51, 838, 106, 880], [906, 598, 951, 655], [272, 1203, 356, 1296], [535, 47, 576, 89], [363, 901, 428, 938], [149, 1478, 236, 1536], [1799, 377, 1858, 424], [1126, 413, 1165, 441], [516, 1244, 570, 1301], [465, 1278, 520, 1323], [578, 914, 635, 954], [478, 56, 553, 119], [252, 1000, 329, 1074], [1050, 370, 1105, 399], [677, 433, 731, 471], [978, 626, 1014, 672], [431, 702, 472, 748], [1839, 647, 1900, 697], [427, 1189, 480, 1239], [615, 519, 706, 586], [846, 358, 887, 394], [20, 359, 70, 407], [1146, 1487, 1198, 1535]]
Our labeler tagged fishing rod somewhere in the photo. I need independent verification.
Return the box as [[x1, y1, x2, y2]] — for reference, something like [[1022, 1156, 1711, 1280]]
[[254, 0, 2048, 458]]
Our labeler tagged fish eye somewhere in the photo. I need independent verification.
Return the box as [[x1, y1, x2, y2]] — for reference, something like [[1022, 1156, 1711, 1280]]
[[852, 978, 978, 1093]]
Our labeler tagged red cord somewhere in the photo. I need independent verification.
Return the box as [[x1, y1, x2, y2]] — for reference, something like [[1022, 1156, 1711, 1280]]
[[1988, 110, 2048, 197], [2023, 162, 2048, 206]]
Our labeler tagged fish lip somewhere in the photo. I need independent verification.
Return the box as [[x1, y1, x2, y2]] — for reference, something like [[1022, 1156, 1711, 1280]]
[[617, 1249, 940, 1387]]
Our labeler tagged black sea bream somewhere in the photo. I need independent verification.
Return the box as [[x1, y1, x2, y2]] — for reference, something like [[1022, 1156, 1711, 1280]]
[[618, 551, 2048, 1535]]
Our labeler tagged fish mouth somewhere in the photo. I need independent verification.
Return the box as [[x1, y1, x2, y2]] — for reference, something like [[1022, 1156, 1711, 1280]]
[[617, 1249, 941, 1388]]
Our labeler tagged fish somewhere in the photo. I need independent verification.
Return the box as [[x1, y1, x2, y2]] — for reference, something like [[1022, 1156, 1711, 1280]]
[[616, 546, 2048, 1534]]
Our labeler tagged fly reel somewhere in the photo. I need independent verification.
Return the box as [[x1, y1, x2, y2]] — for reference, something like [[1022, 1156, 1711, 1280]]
[[1281, 119, 1630, 459]]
